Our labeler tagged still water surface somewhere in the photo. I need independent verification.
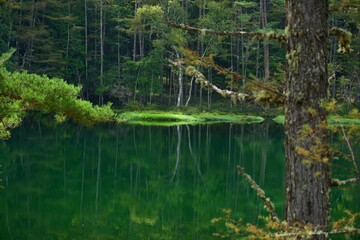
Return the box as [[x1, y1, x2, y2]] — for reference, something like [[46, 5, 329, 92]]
[[0, 121, 358, 239]]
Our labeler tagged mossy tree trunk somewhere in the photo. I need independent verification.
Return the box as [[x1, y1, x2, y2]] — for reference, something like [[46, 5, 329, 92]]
[[285, 0, 330, 239]]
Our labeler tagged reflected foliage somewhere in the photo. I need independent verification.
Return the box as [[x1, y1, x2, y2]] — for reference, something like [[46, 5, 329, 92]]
[[0, 122, 358, 239]]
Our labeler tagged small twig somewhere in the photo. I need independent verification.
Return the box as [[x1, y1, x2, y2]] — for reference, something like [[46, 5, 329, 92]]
[[331, 177, 360, 186], [236, 165, 280, 223]]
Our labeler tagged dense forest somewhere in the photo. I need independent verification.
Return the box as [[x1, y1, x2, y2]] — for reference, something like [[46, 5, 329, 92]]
[[0, 0, 359, 110]]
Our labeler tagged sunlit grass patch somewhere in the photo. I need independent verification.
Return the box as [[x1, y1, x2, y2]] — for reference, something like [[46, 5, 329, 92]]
[[116, 111, 264, 126], [272, 115, 360, 126]]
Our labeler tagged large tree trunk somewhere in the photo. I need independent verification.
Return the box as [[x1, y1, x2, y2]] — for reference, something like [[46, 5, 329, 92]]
[[285, 1, 330, 239]]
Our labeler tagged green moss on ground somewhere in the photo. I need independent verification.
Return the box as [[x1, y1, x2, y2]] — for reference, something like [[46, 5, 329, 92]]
[[116, 111, 264, 126]]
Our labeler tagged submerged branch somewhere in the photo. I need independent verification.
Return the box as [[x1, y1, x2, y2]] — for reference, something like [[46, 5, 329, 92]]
[[236, 165, 280, 222]]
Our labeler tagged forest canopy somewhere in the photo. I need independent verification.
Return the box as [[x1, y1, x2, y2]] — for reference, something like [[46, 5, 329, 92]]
[[0, 0, 358, 110]]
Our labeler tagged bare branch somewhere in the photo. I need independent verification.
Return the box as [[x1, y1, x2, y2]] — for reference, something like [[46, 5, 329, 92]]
[[337, 119, 359, 175], [168, 22, 286, 44], [236, 165, 280, 223], [331, 177, 360, 186]]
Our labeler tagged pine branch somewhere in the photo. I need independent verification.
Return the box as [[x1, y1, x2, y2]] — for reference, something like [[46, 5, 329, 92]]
[[236, 165, 280, 223], [331, 177, 360, 186], [0, 48, 16, 66], [168, 22, 286, 44]]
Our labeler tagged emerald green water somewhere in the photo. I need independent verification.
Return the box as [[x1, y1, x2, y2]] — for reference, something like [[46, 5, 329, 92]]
[[0, 121, 358, 239]]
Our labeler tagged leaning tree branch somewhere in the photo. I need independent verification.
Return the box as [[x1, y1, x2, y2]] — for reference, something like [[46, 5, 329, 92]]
[[274, 227, 360, 238], [168, 22, 286, 45], [168, 59, 250, 103], [331, 177, 360, 187], [336, 119, 359, 175], [167, 23, 351, 53], [169, 58, 285, 105], [236, 165, 280, 223], [181, 48, 243, 82]]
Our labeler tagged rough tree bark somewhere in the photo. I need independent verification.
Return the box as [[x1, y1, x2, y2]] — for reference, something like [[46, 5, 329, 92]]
[[285, 1, 330, 239]]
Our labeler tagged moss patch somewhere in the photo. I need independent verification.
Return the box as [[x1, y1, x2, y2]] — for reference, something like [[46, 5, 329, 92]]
[[116, 111, 264, 126], [328, 116, 360, 126], [272, 115, 360, 126], [272, 115, 285, 124]]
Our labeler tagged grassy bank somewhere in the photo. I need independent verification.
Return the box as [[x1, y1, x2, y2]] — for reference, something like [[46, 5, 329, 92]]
[[115, 110, 360, 127], [272, 115, 360, 125], [116, 111, 265, 126]]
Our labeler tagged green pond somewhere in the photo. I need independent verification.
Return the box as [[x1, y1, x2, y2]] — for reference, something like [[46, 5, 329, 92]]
[[0, 121, 359, 239]]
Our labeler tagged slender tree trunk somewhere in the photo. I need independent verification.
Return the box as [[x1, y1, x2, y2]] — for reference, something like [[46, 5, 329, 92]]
[[197, 0, 205, 108], [117, 10, 121, 83], [207, 68, 212, 110], [169, 71, 173, 106], [93, 3, 98, 89], [6, 5, 13, 49], [185, 76, 194, 107], [285, 1, 330, 239], [66, 1, 71, 72], [255, 41, 260, 78], [150, 74, 153, 104], [230, 36, 234, 108], [24, 0, 36, 69], [176, 51, 183, 107], [99, 0, 104, 105], [260, 0, 270, 81], [84, 0, 89, 99], [139, 33, 144, 59], [330, 17, 337, 99], [133, 0, 139, 61], [133, 33, 137, 61]]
